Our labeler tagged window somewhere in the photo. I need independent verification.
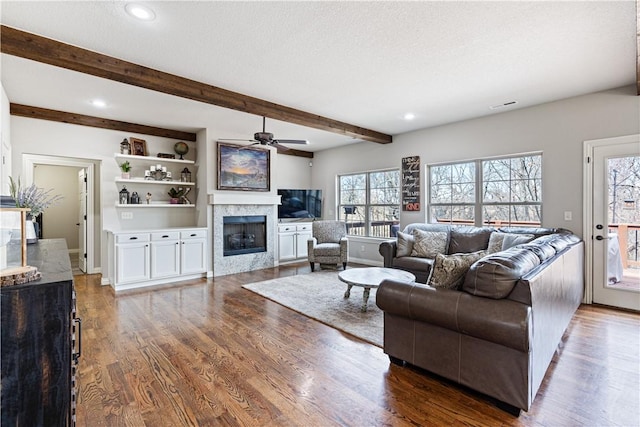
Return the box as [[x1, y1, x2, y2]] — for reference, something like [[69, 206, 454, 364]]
[[338, 169, 400, 237], [428, 153, 542, 227]]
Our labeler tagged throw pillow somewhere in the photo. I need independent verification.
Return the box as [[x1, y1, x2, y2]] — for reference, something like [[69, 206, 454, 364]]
[[396, 231, 414, 257], [427, 250, 487, 290], [411, 229, 448, 259], [447, 227, 493, 254]]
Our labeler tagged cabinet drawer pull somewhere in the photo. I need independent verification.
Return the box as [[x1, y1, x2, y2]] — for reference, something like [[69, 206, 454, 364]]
[[162, 235, 169, 238], [190, 233, 196, 237], [129, 237, 138, 240], [73, 318, 82, 364]]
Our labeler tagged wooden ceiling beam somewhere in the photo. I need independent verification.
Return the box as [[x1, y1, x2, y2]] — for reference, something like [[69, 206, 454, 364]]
[[10, 103, 197, 141], [1, 25, 392, 144], [9, 103, 314, 158]]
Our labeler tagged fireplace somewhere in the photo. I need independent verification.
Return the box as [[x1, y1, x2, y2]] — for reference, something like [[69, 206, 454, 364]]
[[223, 215, 267, 256]]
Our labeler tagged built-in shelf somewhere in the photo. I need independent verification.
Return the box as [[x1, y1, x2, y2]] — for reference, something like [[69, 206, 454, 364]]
[[115, 178, 195, 186], [115, 203, 195, 208], [115, 153, 195, 165]]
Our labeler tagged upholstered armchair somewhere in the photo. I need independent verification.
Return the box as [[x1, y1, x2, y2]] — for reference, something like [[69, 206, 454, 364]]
[[308, 220, 348, 271]]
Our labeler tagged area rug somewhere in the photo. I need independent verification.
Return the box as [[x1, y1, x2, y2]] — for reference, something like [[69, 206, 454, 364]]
[[242, 270, 383, 347]]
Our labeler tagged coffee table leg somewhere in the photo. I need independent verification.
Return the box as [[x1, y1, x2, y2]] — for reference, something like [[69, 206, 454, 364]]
[[361, 287, 371, 312], [344, 284, 352, 298]]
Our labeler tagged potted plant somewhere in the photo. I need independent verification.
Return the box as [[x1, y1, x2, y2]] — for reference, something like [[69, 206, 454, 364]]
[[120, 161, 132, 179], [167, 187, 184, 204], [8, 177, 63, 244]]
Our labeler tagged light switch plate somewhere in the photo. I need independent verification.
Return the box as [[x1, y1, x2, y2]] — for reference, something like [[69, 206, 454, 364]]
[[564, 211, 572, 221]]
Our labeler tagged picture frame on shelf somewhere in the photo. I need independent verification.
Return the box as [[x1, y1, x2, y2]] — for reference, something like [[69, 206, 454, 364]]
[[130, 138, 147, 156], [217, 142, 270, 191]]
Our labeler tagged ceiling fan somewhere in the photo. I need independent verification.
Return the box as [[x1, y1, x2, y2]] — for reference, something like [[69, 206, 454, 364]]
[[222, 117, 309, 151]]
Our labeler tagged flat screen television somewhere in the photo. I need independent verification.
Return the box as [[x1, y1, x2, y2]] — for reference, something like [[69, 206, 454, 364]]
[[278, 189, 322, 219]]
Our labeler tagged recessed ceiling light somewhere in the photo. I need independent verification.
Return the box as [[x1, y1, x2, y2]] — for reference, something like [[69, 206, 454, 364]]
[[403, 113, 416, 121], [125, 3, 156, 21], [91, 99, 107, 108]]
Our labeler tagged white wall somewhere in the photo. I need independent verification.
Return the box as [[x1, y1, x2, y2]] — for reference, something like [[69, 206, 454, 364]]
[[313, 86, 640, 263], [0, 84, 11, 195], [33, 164, 81, 249]]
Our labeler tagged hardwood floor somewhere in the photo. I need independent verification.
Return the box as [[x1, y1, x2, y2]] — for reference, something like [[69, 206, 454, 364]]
[[74, 264, 640, 426]]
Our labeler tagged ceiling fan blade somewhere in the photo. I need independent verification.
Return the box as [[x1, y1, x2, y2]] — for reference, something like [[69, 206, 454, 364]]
[[273, 139, 309, 145], [217, 138, 257, 143]]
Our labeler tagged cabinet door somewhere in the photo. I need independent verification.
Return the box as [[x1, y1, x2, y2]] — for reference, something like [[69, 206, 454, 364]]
[[296, 230, 312, 258], [151, 240, 180, 278], [181, 239, 206, 274], [278, 232, 297, 261], [116, 242, 150, 284]]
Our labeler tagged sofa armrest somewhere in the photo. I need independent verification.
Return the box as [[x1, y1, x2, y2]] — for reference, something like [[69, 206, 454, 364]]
[[376, 278, 532, 352], [376, 279, 461, 331], [379, 240, 398, 267]]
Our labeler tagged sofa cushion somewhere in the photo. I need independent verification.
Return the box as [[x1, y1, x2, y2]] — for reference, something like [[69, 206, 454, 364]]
[[447, 227, 493, 254], [518, 242, 556, 263], [411, 229, 448, 258], [396, 231, 414, 257], [487, 232, 535, 253], [427, 250, 487, 290], [463, 246, 541, 299]]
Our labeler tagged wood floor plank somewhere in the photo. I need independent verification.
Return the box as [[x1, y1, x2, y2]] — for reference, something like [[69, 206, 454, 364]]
[[72, 266, 640, 426]]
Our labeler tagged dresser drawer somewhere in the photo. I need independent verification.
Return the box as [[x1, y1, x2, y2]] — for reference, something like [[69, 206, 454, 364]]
[[151, 231, 180, 241], [115, 233, 150, 243], [181, 229, 207, 239]]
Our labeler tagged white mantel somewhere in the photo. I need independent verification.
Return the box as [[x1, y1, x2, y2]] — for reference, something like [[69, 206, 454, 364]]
[[208, 192, 280, 206]]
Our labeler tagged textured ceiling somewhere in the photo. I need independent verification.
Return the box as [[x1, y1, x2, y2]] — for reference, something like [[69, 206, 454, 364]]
[[0, 1, 636, 152]]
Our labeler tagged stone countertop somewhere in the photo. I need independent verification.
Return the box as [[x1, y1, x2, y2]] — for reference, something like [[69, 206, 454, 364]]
[[4, 238, 72, 287]]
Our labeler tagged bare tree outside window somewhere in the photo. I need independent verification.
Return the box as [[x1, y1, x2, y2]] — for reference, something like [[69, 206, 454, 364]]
[[339, 170, 400, 237], [429, 154, 542, 227], [608, 156, 640, 266]]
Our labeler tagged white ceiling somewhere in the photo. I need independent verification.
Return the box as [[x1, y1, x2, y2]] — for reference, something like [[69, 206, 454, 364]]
[[0, 1, 636, 152]]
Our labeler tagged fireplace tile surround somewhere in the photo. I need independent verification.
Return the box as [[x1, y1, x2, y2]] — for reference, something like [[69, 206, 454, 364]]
[[210, 193, 279, 276]]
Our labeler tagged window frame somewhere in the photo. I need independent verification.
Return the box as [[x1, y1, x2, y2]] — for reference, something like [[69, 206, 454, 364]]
[[427, 152, 543, 227], [337, 168, 400, 238]]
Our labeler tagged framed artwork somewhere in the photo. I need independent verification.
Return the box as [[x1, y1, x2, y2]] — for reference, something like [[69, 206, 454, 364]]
[[217, 142, 270, 191], [130, 137, 147, 156]]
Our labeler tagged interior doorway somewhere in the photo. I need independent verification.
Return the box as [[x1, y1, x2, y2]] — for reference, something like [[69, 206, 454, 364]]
[[584, 134, 640, 311], [23, 154, 98, 274]]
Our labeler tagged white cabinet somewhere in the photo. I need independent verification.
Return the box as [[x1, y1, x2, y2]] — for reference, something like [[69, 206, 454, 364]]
[[278, 222, 312, 262], [109, 227, 207, 291], [115, 233, 151, 284], [180, 229, 207, 274], [150, 231, 180, 279]]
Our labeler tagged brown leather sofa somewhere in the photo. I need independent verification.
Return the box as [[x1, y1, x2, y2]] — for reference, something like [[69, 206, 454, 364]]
[[379, 224, 572, 283], [376, 227, 584, 414]]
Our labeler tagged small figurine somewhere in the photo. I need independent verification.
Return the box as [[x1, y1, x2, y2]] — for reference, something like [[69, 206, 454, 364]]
[[146, 192, 152, 204]]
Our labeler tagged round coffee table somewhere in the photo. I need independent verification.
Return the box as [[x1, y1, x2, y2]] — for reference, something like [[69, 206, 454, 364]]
[[338, 267, 416, 312]]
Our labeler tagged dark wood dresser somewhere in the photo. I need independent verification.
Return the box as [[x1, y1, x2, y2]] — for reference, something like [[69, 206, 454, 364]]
[[1, 239, 80, 426]]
